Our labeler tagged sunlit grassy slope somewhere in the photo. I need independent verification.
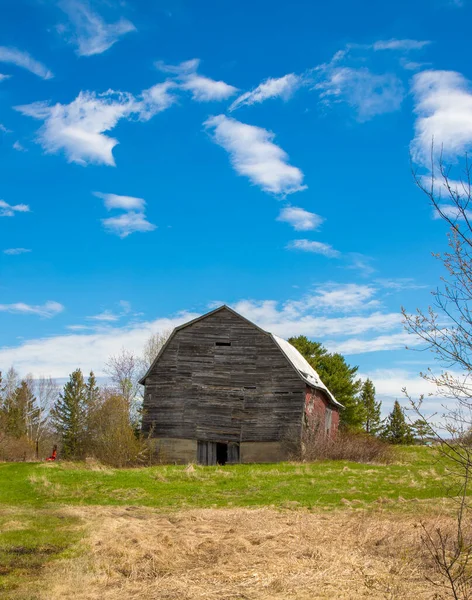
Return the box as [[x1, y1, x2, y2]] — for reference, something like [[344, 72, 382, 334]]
[[0, 446, 457, 511]]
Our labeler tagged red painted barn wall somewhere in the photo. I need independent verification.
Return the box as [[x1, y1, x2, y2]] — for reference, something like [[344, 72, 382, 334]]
[[304, 386, 339, 437]]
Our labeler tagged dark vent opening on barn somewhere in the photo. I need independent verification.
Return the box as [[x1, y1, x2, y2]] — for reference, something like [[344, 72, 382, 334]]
[[215, 341, 231, 346]]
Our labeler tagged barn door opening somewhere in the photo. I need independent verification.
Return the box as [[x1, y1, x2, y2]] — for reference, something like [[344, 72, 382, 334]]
[[216, 443, 227, 465]]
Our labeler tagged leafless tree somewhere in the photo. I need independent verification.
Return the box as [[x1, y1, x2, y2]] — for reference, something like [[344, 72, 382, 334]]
[[105, 331, 173, 427], [104, 348, 143, 425], [33, 376, 58, 458], [404, 148, 472, 598], [142, 330, 172, 370]]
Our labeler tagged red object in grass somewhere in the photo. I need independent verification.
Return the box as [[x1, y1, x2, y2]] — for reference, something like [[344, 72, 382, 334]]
[[46, 447, 57, 462]]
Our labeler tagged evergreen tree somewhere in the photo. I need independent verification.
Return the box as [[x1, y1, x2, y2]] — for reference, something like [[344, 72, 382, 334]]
[[0, 369, 37, 440], [360, 378, 382, 435], [51, 369, 88, 459], [412, 418, 432, 442], [86, 371, 101, 410], [382, 401, 413, 445]]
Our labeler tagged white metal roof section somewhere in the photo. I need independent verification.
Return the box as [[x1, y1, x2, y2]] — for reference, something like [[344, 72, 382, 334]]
[[270, 334, 343, 408]]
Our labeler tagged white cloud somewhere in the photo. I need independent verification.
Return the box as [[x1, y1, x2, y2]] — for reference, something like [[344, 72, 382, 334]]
[[433, 204, 472, 221], [0, 313, 198, 378], [0, 200, 30, 217], [156, 58, 238, 102], [94, 192, 145, 211], [229, 73, 301, 111], [411, 70, 472, 165], [87, 310, 120, 322], [59, 0, 136, 57], [330, 332, 419, 355], [205, 114, 306, 195], [16, 85, 176, 166], [16, 91, 135, 166], [373, 39, 431, 51], [401, 59, 431, 71], [98, 192, 156, 238], [286, 239, 340, 257], [155, 58, 200, 75], [13, 140, 26, 152], [139, 81, 178, 120], [316, 66, 404, 121], [0, 301, 64, 318], [0, 47, 53, 79], [0, 73, 11, 82], [102, 212, 156, 238], [3, 248, 31, 255], [277, 206, 323, 231], [0, 282, 412, 377], [284, 283, 379, 314], [232, 299, 402, 339], [181, 74, 238, 102], [344, 253, 376, 277]]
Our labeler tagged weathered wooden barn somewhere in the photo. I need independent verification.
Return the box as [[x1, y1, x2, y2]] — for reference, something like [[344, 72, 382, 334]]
[[140, 306, 342, 464]]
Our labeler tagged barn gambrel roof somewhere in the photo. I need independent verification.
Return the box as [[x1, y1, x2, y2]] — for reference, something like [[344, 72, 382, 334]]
[[140, 305, 342, 409]]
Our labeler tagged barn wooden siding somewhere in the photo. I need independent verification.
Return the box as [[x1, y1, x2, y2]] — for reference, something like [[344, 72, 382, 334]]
[[142, 308, 306, 448]]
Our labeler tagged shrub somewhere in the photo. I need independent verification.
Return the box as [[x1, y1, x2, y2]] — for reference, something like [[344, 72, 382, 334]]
[[0, 432, 36, 462], [298, 427, 395, 464]]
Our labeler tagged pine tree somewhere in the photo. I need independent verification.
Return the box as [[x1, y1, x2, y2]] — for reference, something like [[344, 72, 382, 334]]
[[382, 400, 413, 445], [86, 371, 100, 410], [288, 336, 363, 430], [51, 369, 88, 459], [360, 378, 382, 435], [0, 371, 37, 440]]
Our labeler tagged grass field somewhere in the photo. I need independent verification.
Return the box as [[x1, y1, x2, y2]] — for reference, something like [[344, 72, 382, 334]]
[[0, 446, 463, 599]]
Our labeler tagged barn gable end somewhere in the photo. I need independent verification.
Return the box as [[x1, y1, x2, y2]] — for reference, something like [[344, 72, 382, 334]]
[[141, 306, 340, 464]]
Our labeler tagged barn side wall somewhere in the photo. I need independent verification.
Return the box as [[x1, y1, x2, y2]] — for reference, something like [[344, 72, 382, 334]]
[[304, 386, 340, 437], [142, 308, 305, 462]]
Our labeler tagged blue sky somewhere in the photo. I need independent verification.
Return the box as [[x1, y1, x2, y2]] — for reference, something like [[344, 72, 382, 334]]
[[0, 0, 471, 414]]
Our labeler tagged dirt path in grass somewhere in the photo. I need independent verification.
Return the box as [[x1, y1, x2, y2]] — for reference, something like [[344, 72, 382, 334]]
[[33, 505, 449, 599]]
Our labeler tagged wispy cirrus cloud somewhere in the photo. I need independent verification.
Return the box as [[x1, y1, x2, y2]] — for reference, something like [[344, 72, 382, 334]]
[[316, 65, 404, 121], [283, 283, 380, 314], [286, 239, 340, 257], [0, 301, 64, 318], [156, 58, 238, 102], [229, 73, 301, 111], [58, 0, 136, 57], [96, 192, 156, 238], [0, 47, 53, 79], [0, 200, 30, 217], [87, 310, 120, 322], [205, 114, 306, 195], [277, 206, 323, 231], [373, 39, 431, 51], [3, 248, 31, 255], [411, 70, 472, 165]]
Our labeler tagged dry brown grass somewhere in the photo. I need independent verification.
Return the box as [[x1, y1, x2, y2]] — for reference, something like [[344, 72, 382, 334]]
[[35, 506, 455, 600]]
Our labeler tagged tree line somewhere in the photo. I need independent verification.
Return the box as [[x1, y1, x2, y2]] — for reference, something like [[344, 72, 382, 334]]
[[0, 332, 170, 465]]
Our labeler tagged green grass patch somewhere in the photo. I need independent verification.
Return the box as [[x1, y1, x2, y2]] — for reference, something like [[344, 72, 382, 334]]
[[0, 446, 460, 513]]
